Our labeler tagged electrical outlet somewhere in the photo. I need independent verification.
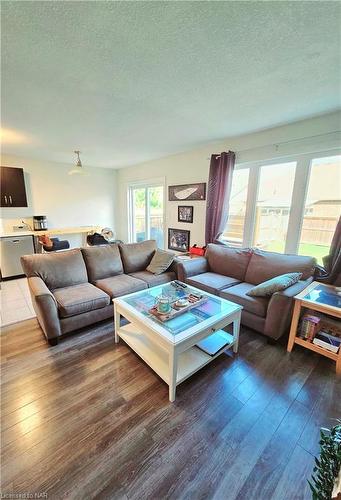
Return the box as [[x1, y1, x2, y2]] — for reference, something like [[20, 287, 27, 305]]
[[12, 224, 30, 232]]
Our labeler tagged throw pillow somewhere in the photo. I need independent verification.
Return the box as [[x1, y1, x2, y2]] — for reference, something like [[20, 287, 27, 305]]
[[246, 272, 302, 297], [147, 249, 174, 275]]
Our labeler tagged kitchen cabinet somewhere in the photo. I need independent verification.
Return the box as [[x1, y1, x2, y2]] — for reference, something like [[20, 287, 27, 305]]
[[1, 166, 28, 207]]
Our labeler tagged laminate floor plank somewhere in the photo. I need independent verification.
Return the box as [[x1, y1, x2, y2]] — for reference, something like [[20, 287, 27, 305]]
[[50, 361, 245, 498], [1, 318, 339, 499], [234, 400, 314, 500], [298, 360, 341, 456], [295, 357, 334, 410], [271, 444, 315, 500]]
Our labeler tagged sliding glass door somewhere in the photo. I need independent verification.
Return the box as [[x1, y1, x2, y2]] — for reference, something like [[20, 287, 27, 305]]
[[129, 183, 165, 248]]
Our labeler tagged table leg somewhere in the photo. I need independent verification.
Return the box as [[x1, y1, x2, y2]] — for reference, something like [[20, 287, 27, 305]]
[[287, 300, 301, 352], [169, 347, 178, 402], [232, 313, 241, 353], [114, 304, 120, 344], [336, 351, 341, 376]]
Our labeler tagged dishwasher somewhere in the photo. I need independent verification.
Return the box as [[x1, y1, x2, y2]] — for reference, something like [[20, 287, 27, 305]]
[[0, 235, 35, 278]]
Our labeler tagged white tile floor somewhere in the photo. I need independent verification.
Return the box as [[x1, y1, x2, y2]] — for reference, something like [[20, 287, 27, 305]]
[[0, 278, 36, 327]]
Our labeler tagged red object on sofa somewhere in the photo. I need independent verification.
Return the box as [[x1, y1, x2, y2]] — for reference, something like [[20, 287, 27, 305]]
[[189, 245, 206, 256]]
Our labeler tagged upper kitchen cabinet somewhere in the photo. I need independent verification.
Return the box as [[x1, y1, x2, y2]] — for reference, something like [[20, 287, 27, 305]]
[[1, 166, 28, 207]]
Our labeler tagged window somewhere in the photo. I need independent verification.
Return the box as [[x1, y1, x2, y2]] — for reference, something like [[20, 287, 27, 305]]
[[131, 187, 146, 241], [222, 152, 341, 264], [129, 183, 164, 248], [223, 168, 249, 245], [253, 162, 296, 253], [298, 155, 341, 264]]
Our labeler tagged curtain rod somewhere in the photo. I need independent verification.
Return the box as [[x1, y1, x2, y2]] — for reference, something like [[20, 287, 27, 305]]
[[207, 130, 340, 159]]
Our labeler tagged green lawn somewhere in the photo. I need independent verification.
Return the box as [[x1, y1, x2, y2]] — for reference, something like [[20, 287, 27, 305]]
[[264, 241, 329, 265], [298, 243, 329, 265]]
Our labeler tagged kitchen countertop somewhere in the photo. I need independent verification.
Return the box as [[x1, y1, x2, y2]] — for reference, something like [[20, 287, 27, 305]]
[[0, 226, 100, 238]]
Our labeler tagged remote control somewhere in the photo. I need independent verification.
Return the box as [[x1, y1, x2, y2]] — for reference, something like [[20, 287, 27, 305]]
[[174, 280, 188, 288]]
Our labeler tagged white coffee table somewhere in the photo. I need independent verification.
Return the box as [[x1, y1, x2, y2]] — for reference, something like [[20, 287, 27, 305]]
[[113, 282, 242, 402]]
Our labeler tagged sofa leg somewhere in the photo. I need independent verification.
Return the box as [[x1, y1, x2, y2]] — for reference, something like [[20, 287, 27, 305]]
[[48, 337, 59, 346], [267, 337, 277, 345]]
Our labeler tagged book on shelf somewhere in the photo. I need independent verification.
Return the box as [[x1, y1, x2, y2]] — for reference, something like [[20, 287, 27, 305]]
[[196, 330, 234, 356], [298, 314, 321, 341], [313, 332, 341, 353]]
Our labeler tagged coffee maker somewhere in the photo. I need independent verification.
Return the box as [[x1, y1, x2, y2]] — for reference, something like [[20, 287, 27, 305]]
[[33, 215, 48, 231]]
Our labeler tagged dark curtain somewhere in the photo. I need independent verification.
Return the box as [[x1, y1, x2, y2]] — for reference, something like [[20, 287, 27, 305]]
[[205, 151, 235, 245], [317, 215, 341, 286]]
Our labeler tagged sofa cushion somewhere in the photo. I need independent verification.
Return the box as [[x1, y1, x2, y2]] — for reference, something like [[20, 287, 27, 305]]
[[205, 244, 252, 281], [247, 272, 302, 297], [94, 274, 147, 298], [219, 282, 268, 317], [146, 249, 174, 275], [245, 249, 316, 285], [53, 283, 110, 318], [186, 272, 241, 295], [81, 244, 123, 282], [21, 249, 88, 290], [119, 240, 157, 274], [130, 270, 176, 287]]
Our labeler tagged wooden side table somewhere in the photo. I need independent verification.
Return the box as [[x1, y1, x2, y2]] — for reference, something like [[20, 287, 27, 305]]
[[287, 281, 341, 374]]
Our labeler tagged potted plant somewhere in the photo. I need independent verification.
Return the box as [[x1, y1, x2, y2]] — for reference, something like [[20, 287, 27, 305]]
[[309, 421, 341, 499]]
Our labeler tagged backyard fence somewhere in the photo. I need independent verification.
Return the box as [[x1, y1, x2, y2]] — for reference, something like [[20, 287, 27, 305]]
[[300, 216, 338, 246], [224, 211, 339, 247]]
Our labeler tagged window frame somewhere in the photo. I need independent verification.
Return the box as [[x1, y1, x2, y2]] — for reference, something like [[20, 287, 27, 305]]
[[222, 148, 341, 255]]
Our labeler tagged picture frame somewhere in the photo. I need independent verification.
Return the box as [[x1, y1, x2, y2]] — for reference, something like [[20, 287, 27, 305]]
[[178, 205, 193, 223], [168, 183, 206, 201], [168, 228, 190, 252]]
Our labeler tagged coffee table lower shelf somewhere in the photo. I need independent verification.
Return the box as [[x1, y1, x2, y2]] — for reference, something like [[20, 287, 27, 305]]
[[118, 323, 234, 387]]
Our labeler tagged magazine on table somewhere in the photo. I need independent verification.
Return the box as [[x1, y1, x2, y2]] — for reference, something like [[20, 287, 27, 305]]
[[313, 332, 341, 353], [196, 330, 234, 356]]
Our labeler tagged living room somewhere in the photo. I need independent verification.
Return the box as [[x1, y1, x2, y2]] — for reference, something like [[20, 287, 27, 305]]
[[1, 1, 340, 499]]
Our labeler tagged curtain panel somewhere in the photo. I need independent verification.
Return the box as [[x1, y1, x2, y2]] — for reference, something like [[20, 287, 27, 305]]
[[205, 151, 235, 245], [318, 215, 341, 286]]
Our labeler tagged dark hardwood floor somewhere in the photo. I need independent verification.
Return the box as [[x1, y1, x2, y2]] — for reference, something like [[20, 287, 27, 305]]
[[1, 318, 340, 499]]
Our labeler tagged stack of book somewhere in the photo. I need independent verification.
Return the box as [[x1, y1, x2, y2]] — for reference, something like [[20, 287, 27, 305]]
[[298, 312, 341, 354], [313, 331, 341, 353], [298, 314, 321, 341], [313, 316, 341, 353]]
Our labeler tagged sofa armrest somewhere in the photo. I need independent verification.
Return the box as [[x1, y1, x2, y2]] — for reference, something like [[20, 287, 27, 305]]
[[28, 277, 61, 340], [176, 257, 208, 282], [264, 277, 314, 340], [167, 259, 178, 275]]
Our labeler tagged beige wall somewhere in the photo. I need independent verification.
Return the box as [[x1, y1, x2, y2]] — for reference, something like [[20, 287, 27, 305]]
[[1, 111, 339, 250], [0, 154, 117, 247], [116, 111, 341, 247]]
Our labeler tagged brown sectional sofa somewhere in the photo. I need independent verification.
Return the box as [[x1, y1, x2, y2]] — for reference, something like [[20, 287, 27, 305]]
[[177, 243, 316, 341], [21, 240, 176, 345]]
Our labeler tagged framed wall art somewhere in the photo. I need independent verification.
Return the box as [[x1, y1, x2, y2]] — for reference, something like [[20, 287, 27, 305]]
[[168, 228, 190, 252], [178, 205, 193, 223], [168, 183, 206, 201]]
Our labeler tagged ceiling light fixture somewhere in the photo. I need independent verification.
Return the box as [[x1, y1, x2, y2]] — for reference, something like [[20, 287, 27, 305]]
[[68, 150, 86, 175]]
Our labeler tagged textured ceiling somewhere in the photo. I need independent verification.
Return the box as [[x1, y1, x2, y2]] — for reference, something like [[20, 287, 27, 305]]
[[1, 1, 341, 168]]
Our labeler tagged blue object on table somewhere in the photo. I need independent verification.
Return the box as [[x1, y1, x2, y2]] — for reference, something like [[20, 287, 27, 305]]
[[303, 284, 341, 308]]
